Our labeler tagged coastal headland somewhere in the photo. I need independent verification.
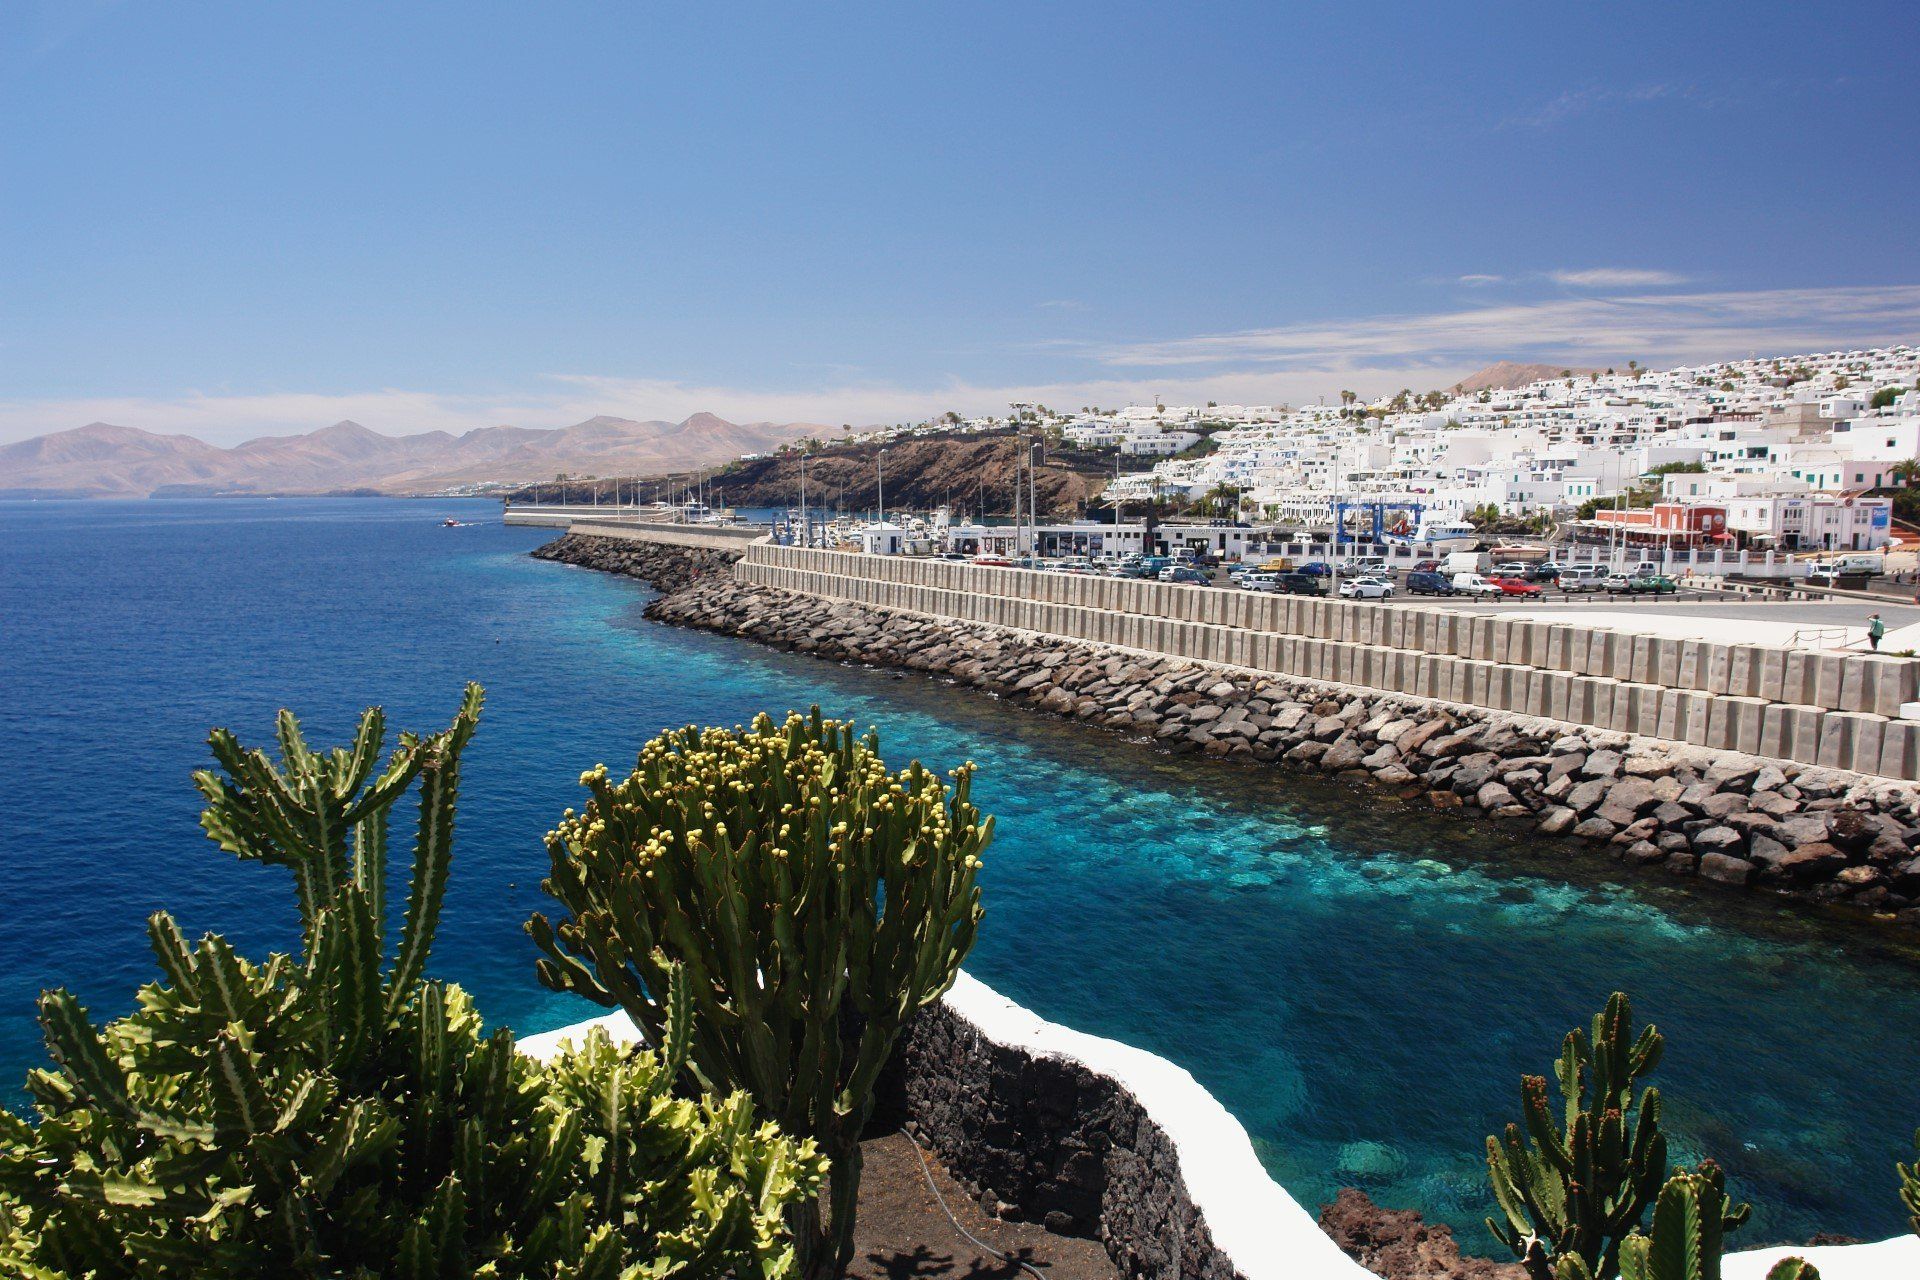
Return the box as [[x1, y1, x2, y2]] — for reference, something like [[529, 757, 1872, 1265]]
[[533, 529, 1920, 936]]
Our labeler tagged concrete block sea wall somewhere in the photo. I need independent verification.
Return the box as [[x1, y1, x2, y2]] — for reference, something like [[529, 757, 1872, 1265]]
[[736, 544, 1920, 780], [530, 530, 1920, 926]]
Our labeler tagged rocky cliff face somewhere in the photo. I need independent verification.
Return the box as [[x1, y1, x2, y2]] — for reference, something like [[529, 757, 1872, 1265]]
[[516, 433, 1118, 517]]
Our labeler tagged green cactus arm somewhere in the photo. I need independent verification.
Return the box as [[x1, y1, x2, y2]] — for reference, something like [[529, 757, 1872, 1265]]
[[384, 683, 483, 1019], [208, 1032, 273, 1140], [1617, 1234, 1652, 1280], [36, 990, 129, 1116], [1765, 1260, 1820, 1280], [1899, 1130, 1920, 1236], [145, 913, 202, 1005]]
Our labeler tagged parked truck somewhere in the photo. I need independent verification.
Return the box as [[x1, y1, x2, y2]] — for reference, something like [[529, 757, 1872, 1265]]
[[1444, 550, 1491, 576]]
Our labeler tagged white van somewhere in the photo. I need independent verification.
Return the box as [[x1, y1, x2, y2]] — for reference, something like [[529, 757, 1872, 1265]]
[[1836, 554, 1885, 576], [1452, 572, 1502, 597]]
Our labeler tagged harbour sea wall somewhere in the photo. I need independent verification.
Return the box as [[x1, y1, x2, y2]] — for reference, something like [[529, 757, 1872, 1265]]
[[738, 544, 1920, 781], [534, 531, 1920, 930], [518, 976, 1916, 1280]]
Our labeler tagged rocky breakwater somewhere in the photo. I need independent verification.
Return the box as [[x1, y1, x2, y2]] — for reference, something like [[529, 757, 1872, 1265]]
[[531, 531, 742, 593], [644, 573, 1920, 932]]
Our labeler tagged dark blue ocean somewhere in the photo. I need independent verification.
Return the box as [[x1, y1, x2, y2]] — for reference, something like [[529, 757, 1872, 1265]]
[[3, 497, 1916, 1249]]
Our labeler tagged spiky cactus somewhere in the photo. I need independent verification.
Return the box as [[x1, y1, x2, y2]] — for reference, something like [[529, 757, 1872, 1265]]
[[1487, 993, 1701, 1280], [1901, 1129, 1920, 1236], [1605, 1164, 1795, 1280], [530, 708, 989, 1280], [0, 687, 822, 1279]]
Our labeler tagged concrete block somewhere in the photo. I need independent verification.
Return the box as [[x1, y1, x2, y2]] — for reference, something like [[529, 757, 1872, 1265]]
[[1680, 691, 1713, 746], [1544, 624, 1572, 671], [1629, 635, 1658, 685], [1544, 669, 1573, 722], [1809, 652, 1846, 711], [1566, 676, 1602, 726], [1656, 688, 1685, 741], [1447, 658, 1472, 704], [1784, 705, 1826, 765], [1844, 713, 1887, 777], [1675, 640, 1702, 691], [1815, 712, 1855, 771], [1750, 647, 1786, 702], [1469, 617, 1497, 663], [1712, 644, 1744, 697], [1880, 720, 1920, 780]]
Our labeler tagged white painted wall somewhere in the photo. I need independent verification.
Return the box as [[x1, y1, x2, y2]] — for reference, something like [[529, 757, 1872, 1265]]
[[515, 977, 1916, 1280]]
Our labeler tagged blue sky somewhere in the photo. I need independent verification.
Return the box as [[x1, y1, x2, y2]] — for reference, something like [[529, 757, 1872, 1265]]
[[2, 0, 1916, 444]]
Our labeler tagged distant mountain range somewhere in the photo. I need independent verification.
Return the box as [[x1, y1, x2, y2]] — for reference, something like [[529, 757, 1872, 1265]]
[[0, 414, 831, 498]]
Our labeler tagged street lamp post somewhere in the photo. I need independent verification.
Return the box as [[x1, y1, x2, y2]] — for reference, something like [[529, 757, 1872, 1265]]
[[877, 448, 886, 525]]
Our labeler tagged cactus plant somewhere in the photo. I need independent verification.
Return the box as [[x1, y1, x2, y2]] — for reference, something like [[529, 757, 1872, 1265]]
[[0, 686, 823, 1279], [1487, 993, 1701, 1280], [529, 708, 989, 1280], [1603, 1164, 1813, 1280], [1901, 1129, 1920, 1236]]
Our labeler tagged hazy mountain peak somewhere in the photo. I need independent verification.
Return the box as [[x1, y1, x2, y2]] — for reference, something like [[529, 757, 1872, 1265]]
[[0, 411, 824, 497]]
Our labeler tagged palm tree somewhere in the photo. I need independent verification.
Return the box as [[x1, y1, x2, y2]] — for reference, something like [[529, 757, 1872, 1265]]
[[1891, 458, 1920, 488]]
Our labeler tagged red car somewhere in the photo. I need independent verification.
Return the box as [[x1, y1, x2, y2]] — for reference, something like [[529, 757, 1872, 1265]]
[[1488, 575, 1543, 597]]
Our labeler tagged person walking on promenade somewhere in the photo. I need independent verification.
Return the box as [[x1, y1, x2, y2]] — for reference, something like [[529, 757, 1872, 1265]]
[[1868, 613, 1886, 651]]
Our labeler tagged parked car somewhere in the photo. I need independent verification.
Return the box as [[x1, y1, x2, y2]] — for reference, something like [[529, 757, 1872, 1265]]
[[1159, 566, 1212, 586], [1278, 572, 1330, 596], [1239, 570, 1284, 592], [1411, 559, 1441, 573], [1339, 576, 1396, 600], [1526, 562, 1561, 583], [1296, 561, 1333, 577], [1489, 576, 1544, 597], [1451, 572, 1503, 597], [1493, 561, 1533, 577], [1118, 556, 1172, 579], [1405, 570, 1457, 595], [1351, 557, 1393, 578], [1559, 565, 1607, 592], [1602, 572, 1634, 591], [1624, 574, 1679, 594]]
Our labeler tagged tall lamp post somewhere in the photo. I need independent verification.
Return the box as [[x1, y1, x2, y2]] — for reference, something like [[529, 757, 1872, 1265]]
[[877, 448, 887, 525]]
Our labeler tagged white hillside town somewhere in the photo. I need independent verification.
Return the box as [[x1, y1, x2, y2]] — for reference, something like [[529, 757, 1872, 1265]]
[[857, 345, 1920, 560]]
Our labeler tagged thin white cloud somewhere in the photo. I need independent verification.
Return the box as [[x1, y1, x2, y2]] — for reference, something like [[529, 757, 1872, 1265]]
[[1550, 268, 1690, 288], [1091, 284, 1920, 370], [1457, 274, 1505, 286], [1504, 82, 1689, 129]]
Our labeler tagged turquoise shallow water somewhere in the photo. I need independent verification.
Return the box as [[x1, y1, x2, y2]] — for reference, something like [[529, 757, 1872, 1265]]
[[2, 497, 1917, 1250]]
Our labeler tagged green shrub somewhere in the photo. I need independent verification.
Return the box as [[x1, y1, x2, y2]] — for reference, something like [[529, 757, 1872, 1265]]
[[530, 709, 989, 1280], [0, 687, 821, 1279]]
